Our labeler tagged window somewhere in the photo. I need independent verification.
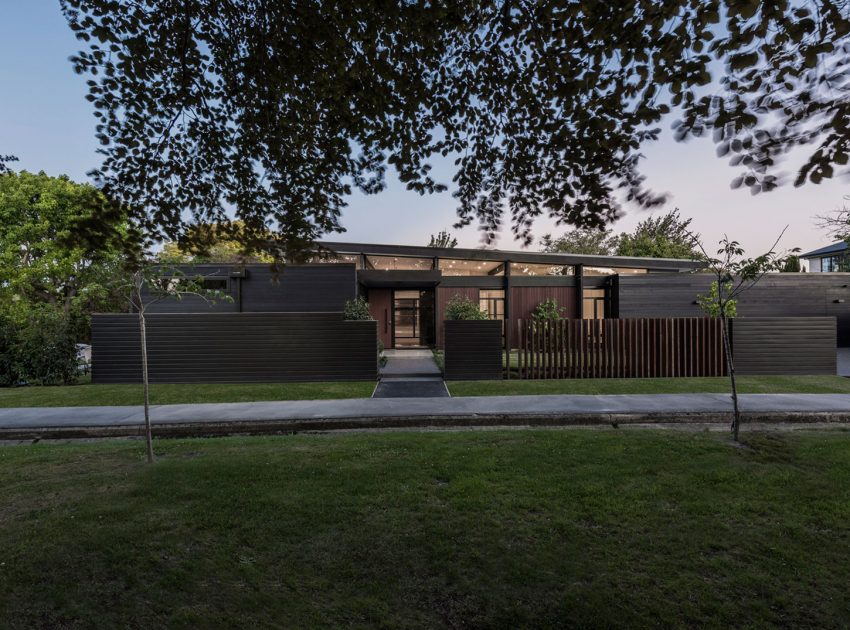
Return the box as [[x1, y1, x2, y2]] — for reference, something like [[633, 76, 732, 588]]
[[582, 288, 605, 319], [510, 262, 573, 276], [440, 259, 504, 276], [583, 266, 648, 276], [157, 276, 228, 292], [822, 255, 849, 272], [308, 253, 360, 266], [479, 289, 505, 321], [366, 255, 433, 270]]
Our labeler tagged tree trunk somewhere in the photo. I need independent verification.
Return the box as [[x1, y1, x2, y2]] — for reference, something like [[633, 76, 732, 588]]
[[138, 305, 154, 463], [720, 315, 741, 441]]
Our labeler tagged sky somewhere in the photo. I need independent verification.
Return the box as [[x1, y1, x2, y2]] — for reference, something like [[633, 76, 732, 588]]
[[2, 1, 848, 259]]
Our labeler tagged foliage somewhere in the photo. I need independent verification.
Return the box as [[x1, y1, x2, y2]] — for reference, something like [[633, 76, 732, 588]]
[[0, 170, 127, 342], [61, 1, 850, 254], [444, 294, 487, 321], [428, 230, 458, 248], [540, 228, 619, 256], [0, 154, 17, 175], [157, 221, 275, 263], [694, 231, 798, 440], [696, 282, 737, 317], [0, 307, 80, 387], [616, 210, 700, 259], [531, 298, 567, 324], [343, 297, 373, 321], [782, 255, 802, 273]]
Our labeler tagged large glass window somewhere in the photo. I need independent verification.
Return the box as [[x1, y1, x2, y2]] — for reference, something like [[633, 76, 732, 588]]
[[479, 289, 505, 321], [510, 262, 573, 276], [440, 259, 504, 276], [583, 266, 648, 276], [308, 253, 360, 266], [822, 255, 850, 272], [366, 256, 433, 271], [582, 288, 605, 319], [393, 290, 436, 347]]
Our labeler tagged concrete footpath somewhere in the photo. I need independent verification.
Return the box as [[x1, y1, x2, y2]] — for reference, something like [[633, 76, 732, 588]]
[[3, 393, 850, 440]]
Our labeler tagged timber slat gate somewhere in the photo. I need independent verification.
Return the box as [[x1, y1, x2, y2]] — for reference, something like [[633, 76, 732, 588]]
[[516, 318, 726, 379]]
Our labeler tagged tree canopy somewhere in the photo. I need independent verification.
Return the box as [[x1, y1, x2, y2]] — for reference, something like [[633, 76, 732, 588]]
[[428, 230, 458, 248], [61, 1, 850, 255], [615, 210, 700, 259], [540, 228, 619, 256]]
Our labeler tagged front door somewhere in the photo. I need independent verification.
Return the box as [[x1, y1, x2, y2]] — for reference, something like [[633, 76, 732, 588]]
[[392, 289, 436, 348]]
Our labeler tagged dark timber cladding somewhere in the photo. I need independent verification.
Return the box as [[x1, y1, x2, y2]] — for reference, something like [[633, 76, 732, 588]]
[[731, 317, 836, 375], [91, 313, 377, 383], [443, 320, 503, 380], [618, 273, 850, 345]]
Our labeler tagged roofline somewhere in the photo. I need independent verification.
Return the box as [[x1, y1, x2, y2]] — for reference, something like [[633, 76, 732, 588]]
[[317, 241, 704, 271], [800, 241, 848, 258]]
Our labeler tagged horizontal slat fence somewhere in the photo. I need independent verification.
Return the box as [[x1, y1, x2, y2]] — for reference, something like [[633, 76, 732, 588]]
[[92, 313, 378, 383], [516, 318, 726, 379]]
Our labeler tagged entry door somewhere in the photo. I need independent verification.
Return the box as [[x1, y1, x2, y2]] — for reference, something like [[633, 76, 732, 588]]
[[393, 290, 436, 347]]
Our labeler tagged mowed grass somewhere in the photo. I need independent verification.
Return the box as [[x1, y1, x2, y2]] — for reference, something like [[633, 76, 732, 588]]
[[0, 380, 376, 407], [2, 430, 850, 627], [449, 375, 850, 397]]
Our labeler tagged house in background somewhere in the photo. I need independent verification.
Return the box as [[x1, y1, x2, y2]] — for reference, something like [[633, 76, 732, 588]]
[[801, 241, 850, 272], [139, 240, 850, 348]]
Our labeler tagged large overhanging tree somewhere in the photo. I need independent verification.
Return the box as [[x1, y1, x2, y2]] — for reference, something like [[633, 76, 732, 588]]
[[60, 1, 850, 256]]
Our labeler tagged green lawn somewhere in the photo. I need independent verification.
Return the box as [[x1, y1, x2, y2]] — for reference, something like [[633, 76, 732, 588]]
[[449, 375, 850, 396], [0, 380, 376, 407], [2, 430, 850, 627]]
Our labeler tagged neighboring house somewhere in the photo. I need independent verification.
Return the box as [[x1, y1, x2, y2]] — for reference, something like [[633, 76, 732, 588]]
[[801, 241, 850, 272], [140, 240, 850, 347]]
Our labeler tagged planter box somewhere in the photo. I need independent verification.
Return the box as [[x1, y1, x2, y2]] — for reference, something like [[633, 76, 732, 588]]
[[443, 320, 503, 381]]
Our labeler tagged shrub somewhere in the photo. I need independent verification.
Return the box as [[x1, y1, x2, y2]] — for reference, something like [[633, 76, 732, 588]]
[[532, 298, 566, 324], [14, 308, 80, 385], [343, 297, 373, 320], [444, 294, 487, 320], [0, 315, 22, 387]]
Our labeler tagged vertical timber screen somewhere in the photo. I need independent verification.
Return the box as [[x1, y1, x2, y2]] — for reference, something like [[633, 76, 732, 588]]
[[516, 318, 726, 379]]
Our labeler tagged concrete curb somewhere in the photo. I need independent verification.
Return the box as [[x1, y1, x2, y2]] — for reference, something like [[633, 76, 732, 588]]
[[4, 410, 850, 441]]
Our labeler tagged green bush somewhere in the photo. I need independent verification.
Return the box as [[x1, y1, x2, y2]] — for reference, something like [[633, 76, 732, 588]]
[[0, 308, 80, 387], [444, 294, 487, 320], [343, 297, 373, 320], [532, 298, 566, 324]]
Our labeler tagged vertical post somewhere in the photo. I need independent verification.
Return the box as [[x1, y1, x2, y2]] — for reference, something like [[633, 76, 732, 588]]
[[575, 264, 584, 319], [504, 260, 512, 379]]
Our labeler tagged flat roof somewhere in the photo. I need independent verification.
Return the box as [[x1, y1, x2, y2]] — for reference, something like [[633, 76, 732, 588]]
[[318, 241, 703, 271], [800, 241, 848, 258]]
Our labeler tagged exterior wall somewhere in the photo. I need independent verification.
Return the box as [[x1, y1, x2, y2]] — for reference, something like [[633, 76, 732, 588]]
[[443, 320, 503, 380], [509, 286, 578, 345], [618, 273, 850, 345], [367, 288, 392, 349], [809, 258, 821, 272], [91, 313, 377, 383], [144, 264, 357, 314], [732, 317, 836, 375], [436, 286, 479, 347]]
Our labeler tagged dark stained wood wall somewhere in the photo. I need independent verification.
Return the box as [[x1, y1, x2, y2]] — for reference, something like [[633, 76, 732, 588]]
[[444, 320, 504, 380], [619, 273, 850, 345], [92, 313, 377, 383], [367, 288, 392, 349], [731, 317, 836, 375], [509, 287, 578, 344]]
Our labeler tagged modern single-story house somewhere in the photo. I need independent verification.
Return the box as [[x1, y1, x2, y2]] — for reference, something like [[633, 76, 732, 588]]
[[801, 241, 850, 272], [143, 241, 850, 347]]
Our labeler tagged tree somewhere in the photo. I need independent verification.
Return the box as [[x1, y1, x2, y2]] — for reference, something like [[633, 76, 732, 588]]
[[157, 222, 274, 264], [540, 229, 619, 256], [113, 265, 229, 463], [781, 255, 802, 273], [616, 210, 700, 259], [695, 230, 797, 441], [61, 1, 850, 254], [0, 171, 127, 341], [428, 231, 458, 248]]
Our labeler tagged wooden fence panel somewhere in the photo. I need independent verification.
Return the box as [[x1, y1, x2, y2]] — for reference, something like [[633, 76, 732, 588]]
[[516, 317, 727, 379]]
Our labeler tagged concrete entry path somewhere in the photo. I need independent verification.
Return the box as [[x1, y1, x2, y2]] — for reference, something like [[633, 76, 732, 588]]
[[374, 348, 447, 398], [380, 349, 442, 378]]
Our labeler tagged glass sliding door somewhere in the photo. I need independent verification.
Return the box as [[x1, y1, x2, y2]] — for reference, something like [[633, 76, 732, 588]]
[[392, 289, 436, 347]]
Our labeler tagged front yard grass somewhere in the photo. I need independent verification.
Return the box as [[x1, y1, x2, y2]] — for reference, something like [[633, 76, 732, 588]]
[[449, 375, 850, 396], [0, 380, 376, 407], [1, 430, 849, 627]]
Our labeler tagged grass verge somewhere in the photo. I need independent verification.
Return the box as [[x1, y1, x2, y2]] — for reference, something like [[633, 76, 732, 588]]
[[0, 380, 376, 407], [449, 375, 850, 396], [1, 430, 850, 627]]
